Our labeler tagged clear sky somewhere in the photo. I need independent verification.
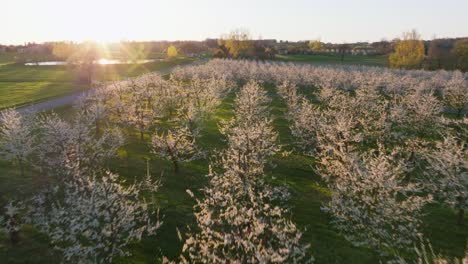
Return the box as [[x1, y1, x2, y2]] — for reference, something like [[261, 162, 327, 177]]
[[2, 0, 468, 44]]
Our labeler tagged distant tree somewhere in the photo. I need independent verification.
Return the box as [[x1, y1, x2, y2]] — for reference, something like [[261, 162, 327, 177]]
[[52, 42, 75, 61], [213, 48, 226, 58], [308, 40, 323, 53], [251, 41, 276, 60], [204, 38, 219, 49], [51, 41, 101, 84], [337, 44, 350, 62], [213, 40, 230, 58], [427, 39, 454, 69], [177, 42, 206, 55], [220, 29, 254, 58], [15, 44, 51, 64], [453, 39, 468, 71], [67, 42, 102, 84], [167, 44, 178, 58], [371, 40, 393, 55], [264, 46, 277, 59], [389, 30, 425, 69]]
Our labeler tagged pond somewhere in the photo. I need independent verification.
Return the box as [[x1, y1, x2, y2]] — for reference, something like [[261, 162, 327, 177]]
[[25, 59, 158, 66]]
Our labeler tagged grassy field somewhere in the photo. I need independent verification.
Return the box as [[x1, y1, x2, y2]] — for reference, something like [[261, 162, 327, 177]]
[[276, 54, 389, 67], [0, 53, 18, 66], [0, 56, 194, 109], [0, 80, 466, 263]]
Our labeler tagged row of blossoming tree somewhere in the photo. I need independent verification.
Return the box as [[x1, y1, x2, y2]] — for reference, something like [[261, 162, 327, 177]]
[[0, 70, 234, 262], [174, 59, 466, 262], [0, 58, 467, 263]]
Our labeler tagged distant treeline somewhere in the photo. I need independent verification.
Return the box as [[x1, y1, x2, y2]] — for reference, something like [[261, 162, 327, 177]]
[[0, 41, 210, 62], [1, 33, 467, 71]]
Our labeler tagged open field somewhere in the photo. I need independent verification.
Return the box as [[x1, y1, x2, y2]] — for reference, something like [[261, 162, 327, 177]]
[[276, 54, 389, 67], [0, 59, 466, 263], [0, 53, 18, 66], [0, 57, 194, 109]]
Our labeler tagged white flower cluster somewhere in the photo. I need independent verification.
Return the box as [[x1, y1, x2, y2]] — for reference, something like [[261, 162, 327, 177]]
[[0, 109, 35, 177], [423, 136, 468, 219], [173, 59, 467, 112], [151, 125, 203, 172], [29, 166, 161, 263], [36, 112, 125, 180], [320, 147, 430, 255], [0, 201, 25, 244]]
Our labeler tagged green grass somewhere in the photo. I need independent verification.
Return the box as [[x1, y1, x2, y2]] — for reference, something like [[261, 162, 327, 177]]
[[276, 54, 388, 67], [0, 53, 18, 66], [0, 57, 194, 109], [0, 81, 466, 263]]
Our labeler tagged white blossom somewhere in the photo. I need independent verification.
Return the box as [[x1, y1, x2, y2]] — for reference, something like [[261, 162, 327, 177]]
[[151, 125, 202, 172], [29, 165, 162, 263], [0, 109, 36, 177], [423, 135, 468, 224], [443, 71, 468, 116], [321, 147, 431, 255]]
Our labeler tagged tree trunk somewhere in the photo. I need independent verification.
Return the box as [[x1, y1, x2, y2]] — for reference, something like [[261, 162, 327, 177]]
[[10, 230, 19, 244], [87, 64, 94, 85], [126, 151, 131, 175], [173, 161, 179, 173], [403, 172, 412, 182], [95, 119, 100, 136], [403, 151, 415, 182], [140, 131, 144, 141], [458, 208, 464, 225], [18, 158, 25, 178]]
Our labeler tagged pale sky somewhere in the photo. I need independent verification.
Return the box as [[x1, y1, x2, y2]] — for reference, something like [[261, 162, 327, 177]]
[[2, 0, 468, 45]]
